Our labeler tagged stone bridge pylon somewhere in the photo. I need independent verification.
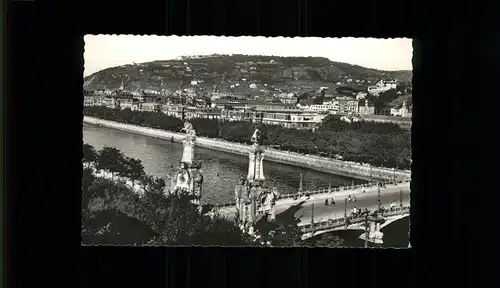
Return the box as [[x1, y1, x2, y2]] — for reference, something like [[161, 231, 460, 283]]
[[234, 128, 279, 236], [171, 121, 203, 206]]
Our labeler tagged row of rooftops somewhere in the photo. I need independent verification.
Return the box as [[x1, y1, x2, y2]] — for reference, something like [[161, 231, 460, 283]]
[[212, 99, 295, 106]]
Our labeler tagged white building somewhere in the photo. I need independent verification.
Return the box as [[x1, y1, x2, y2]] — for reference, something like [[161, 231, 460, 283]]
[[304, 104, 336, 112], [94, 89, 114, 96], [340, 115, 361, 123], [356, 92, 368, 100], [143, 89, 160, 95], [367, 80, 398, 96], [358, 99, 375, 115], [390, 101, 412, 118]]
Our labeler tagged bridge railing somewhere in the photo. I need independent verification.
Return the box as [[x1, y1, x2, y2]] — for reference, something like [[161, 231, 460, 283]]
[[276, 180, 409, 200], [211, 180, 410, 208], [300, 205, 410, 234], [381, 206, 411, 217]]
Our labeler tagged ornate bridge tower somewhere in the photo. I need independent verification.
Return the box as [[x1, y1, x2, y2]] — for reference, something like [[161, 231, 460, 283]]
[[233, 128, 281, 237], [247, 129, 265, 183], [173, 122, 203, 205], [243, 129, 266, 235]]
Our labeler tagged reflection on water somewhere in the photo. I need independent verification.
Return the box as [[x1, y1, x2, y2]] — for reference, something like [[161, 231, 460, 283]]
[[83, 124, 366, 203]]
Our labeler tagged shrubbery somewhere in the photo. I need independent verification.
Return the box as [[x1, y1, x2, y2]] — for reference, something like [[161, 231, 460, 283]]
[[84, 106, 411, 169]]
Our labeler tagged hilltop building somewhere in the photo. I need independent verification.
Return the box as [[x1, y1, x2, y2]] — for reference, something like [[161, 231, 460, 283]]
[[367, 80, 398, 96]]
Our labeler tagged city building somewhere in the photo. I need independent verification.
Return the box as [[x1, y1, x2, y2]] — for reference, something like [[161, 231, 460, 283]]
[[298, 96, 358, 115], [211, 92, 250, 100], [324, 97, 359, 115], [212, 100, 297, 111], [340, 115, 361, 123], [304, 104, 336, 112], [162, 104, 184, 118], [141, 102, 162, 113], [390, 100, 412, 118], [367, 80, 398, 96], [119, 101, 141, 111], [219, 106, 326, 130], [356, 92, 368, 100], [94, 89, 115, 96], [184, 107, 222, 120], [261, 112, 327, 129], [358, 99, 375, 115], [101, 97, 119, 109], [281, 97, 298, 105], [221, 110, 259, 122], [84, 96, 96, 106]]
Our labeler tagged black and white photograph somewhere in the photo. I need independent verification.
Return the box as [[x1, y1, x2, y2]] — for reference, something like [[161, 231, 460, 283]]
[[81, 35, 412, 247]]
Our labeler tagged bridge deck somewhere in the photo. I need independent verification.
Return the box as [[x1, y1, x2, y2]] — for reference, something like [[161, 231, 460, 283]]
[[214, 181, 410, 211]]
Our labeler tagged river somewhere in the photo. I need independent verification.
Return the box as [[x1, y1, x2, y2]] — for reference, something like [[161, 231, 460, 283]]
[[83, 124, 366, 204], [83, 124, 409, 248]]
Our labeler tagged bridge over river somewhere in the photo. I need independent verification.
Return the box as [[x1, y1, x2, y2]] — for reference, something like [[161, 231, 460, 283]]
[[214, 181, 410, 229], [300, 206, 410, 241]]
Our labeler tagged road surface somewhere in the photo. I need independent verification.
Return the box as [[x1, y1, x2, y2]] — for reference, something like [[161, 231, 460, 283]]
[[219, 184, 411, 225]]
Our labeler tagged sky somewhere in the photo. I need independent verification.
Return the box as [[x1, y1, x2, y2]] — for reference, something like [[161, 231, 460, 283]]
[[84, 35, 413, 77]]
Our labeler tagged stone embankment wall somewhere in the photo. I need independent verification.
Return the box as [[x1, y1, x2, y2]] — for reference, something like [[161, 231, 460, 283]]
[[83, 116, 411, 181]]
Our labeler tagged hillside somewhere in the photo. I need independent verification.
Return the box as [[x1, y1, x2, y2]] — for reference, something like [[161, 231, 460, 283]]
[[83, 54, 412, 94]]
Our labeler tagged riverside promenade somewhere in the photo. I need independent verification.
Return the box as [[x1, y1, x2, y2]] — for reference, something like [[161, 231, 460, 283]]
[[83, 116, 412, 182]]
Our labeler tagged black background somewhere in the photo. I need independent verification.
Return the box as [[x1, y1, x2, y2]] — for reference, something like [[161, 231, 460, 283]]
[[7, 0, 499, 287]]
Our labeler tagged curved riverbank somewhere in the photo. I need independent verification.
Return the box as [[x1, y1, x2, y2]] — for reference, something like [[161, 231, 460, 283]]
[[83, 116, 411, 181]]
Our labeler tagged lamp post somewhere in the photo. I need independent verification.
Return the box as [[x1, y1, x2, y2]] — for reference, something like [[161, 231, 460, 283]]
[[299, 173, 303, 193], [311, 202, 315, 224], [377, 183, 381, 211], [344, 197, 348, 219], [310, 202, 315, 236], [364, 213, 369, 248]]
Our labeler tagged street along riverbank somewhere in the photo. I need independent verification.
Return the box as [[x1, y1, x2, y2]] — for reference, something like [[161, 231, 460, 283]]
[[83, 116, 411, 182]]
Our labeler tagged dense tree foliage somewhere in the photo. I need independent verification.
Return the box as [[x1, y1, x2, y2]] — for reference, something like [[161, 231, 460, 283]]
[[82, 144, 342, 246], [313, 90, 325, 104], [366, 89, 402, 113], [81, 144, 255, 245], [84, 106, 411, 169], [303, 233, 345, 247]]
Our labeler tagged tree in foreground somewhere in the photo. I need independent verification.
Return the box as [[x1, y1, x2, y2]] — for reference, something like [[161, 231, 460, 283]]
[[82, 143, 98, 167]]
